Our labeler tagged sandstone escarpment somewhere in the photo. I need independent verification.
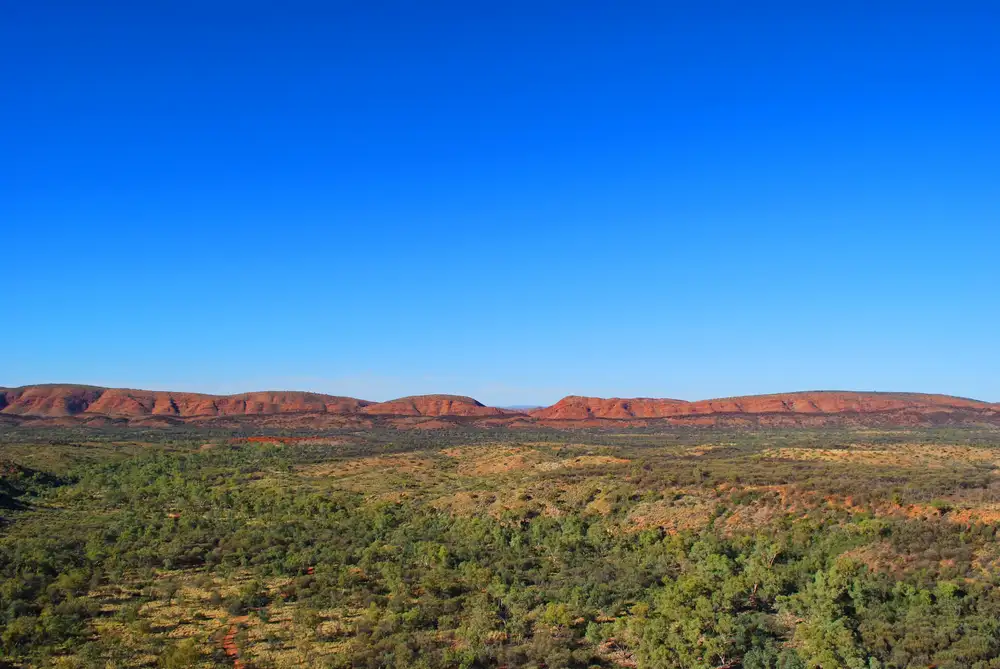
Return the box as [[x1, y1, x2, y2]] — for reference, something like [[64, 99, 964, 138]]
[[528, 391, 996, 421]]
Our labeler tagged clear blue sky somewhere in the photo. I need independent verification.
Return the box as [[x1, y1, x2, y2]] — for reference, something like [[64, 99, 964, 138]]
[[3, 1, 998, 405]]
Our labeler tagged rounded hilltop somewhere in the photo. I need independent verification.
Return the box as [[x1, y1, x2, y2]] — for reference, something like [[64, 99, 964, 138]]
[[362, 394, 507, 417]]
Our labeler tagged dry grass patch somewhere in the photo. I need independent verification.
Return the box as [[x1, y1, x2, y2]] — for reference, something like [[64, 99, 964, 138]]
[[299, 453, 439, 478], [296, 454, 456, 495], [626, 495, 716, 533], [445, 446, 551, 476], [440, 446, 629, 477], [85, 570, 362, 668], [756, 443, 1000, 469], [430, 484, 566, 519], [722, 503, 783, 534], [536, 455, 630, 470], [684, 444, 732, 457]]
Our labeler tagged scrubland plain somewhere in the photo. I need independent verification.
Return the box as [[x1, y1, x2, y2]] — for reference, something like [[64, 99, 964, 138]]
[[3, 420, 1000, 668]]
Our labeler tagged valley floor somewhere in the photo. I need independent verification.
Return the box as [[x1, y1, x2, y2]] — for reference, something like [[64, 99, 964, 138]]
[[2, 425, 1000, 668]]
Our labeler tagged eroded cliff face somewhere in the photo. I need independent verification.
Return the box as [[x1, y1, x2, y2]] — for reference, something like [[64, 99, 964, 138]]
[[0, 385, 105, 416]]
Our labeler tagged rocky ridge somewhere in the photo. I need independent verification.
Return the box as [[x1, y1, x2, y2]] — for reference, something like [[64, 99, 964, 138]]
[[2, 385, 997, 428]]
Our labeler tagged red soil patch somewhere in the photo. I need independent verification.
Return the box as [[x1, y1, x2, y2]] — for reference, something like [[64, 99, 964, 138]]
[[221, 615, 248, 668]]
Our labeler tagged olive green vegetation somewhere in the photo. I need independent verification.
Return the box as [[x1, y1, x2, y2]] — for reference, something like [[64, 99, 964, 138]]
[[2, 426, 1000, 668]]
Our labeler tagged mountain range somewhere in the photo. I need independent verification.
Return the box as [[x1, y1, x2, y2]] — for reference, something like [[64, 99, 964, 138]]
[[2, 384, 998, 429]]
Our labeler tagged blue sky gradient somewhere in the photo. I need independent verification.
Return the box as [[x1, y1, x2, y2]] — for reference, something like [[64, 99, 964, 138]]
[[3, 1, 998, 404]]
